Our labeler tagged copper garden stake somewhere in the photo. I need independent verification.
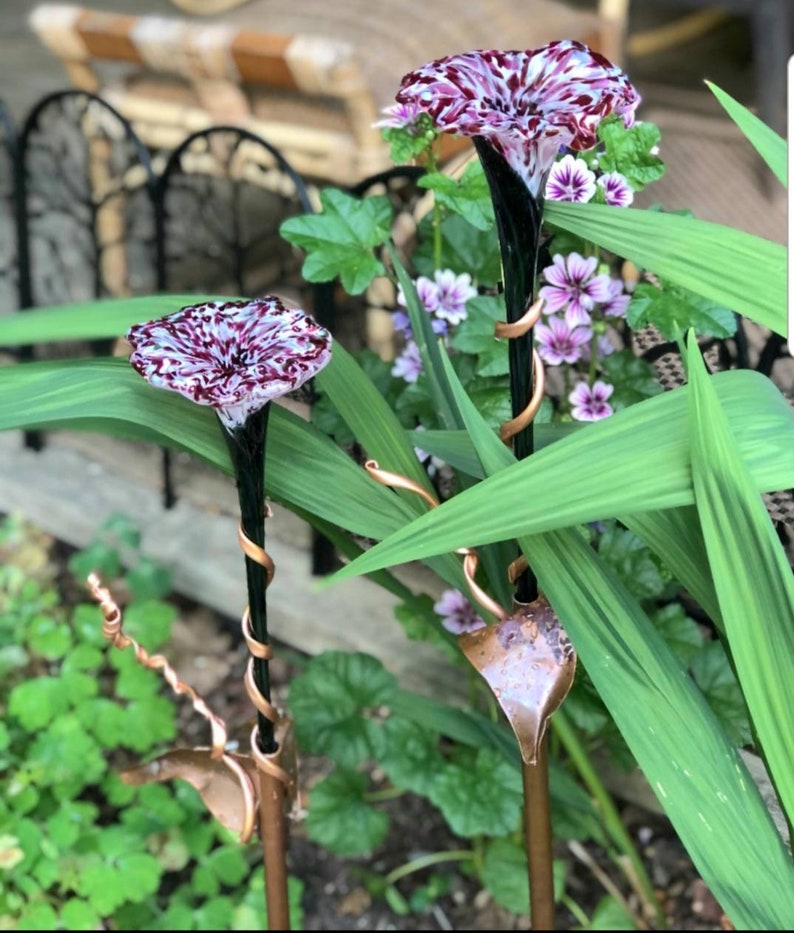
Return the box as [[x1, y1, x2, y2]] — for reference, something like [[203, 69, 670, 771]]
[[367, 434, 576, 932]]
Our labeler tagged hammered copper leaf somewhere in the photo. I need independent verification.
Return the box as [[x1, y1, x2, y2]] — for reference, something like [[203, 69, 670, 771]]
[[458, 596, 576, 765], [121, 748, 258, 841]]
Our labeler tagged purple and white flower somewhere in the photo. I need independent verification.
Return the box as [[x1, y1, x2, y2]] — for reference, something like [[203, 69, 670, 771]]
[[374, 101, 424, 130], [569, 380, 615, 421], [545, 154, 596, 203], [535, 315, 592, 366], [600, 277, 630, 318], [397, 275, 441, 314], [433, 588, 486, 635], [396, 40, 640, 197], [391, 340, 423, 383], [127, 298, 332, 431], [539, 253, 612, 327], [433, 269, 477, 325], [597, 171, 634, 207]]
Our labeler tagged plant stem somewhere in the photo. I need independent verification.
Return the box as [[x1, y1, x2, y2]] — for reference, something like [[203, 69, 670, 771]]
[[562, 894, 591, 928], [385, 849, 475, 885], [552, 709, 667, 929], [364, 786, 406, 803]]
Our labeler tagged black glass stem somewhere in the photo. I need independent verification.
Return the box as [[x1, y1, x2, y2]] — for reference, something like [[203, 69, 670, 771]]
[[474, 137, 545, 604], [222, 405, 276, 753]]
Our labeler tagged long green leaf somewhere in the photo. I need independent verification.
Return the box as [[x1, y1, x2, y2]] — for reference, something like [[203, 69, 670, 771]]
[[687, 334, 794, 826], [0, 295, 232, 344], [327, 371, 794, 579], [544, 200, 785, 335], [707, 81, 786, 187], [431, 346, 794, 928], [521, 526, 794, 930], [0, 358, 419, 543]]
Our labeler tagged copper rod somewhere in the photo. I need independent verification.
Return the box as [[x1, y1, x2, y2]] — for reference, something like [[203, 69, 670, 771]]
[[522, 735, 555, 930], [254, 725, 291, 931]]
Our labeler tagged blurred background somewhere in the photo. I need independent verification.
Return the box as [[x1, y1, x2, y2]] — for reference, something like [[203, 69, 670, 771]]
[[0, 0, 788, 241]]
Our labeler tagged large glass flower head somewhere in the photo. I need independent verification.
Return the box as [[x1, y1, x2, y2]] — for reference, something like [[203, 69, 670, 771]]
[[127, 298, 332, 432], [396, 40, 640, 197]]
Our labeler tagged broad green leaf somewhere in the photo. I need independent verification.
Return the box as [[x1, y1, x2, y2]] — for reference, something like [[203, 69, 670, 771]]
[[687, 333, 794, 824], [596, 521, 671, 603], [650, 603, 704, 665], [596, 117, 665, 190], [305, 769, 389, 856], [418, 161, 495, 231], [288, 651, 398, 768], [329, 370, 794, 579], [429, 746, 522, 837], [621, 506, 721, 629], [379, 718, 446, 796], [450, 294, 510, 376], [627, 281, 736, 341], [279, 187, 393, 293], [690, 641, 752, 747], [413, 212, 502, 285], [707, 81, 786, 187], [589, 895, 637, 930], [481, 839, 567, 915], [544, 200, 785, 335]]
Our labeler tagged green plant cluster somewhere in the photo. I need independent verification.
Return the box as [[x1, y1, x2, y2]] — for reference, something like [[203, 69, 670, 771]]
[[0, 514, 302, 931]]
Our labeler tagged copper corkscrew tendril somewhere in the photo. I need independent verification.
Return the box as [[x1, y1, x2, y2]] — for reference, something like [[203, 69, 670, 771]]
[[494, 297, 546, 446], [236, 523, 292, 790], [87, 572, 228, 759], [364, 461, 507, 621]]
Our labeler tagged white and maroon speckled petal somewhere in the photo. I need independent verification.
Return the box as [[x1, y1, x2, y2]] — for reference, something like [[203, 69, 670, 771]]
[[127, 297, 332, 430], [396, 41, 639, 197]]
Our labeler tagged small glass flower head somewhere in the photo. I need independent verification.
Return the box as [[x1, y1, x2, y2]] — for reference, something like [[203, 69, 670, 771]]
[[545, 154, 596, 203], [396, 40, 640, 197], [127, 297, 332, 431]]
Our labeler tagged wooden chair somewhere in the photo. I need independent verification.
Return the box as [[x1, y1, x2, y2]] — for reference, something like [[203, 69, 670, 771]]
[[29, 1, 605, 187]]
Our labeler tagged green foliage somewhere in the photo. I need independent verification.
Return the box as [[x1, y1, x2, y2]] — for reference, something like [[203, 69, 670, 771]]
[[627, 280, 737, 342], [279, 187, 393, 293], [595, 117, 665, 191], [418, 161, 495, 231], [0, 517, 290, 931]]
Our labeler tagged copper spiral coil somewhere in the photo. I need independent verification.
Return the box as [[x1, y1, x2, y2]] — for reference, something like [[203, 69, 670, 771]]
[[364, 460, 507, 621], [237, 523, 292, 791], [494, 297, 546, 446], [87, 572, 258, 843], [88, 572, 229, 759]]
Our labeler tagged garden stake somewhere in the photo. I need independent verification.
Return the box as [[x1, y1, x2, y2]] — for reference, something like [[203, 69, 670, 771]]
[[396, 41, 638, 927], [475, 129, 558, 931], [124, 297, 333, 931]]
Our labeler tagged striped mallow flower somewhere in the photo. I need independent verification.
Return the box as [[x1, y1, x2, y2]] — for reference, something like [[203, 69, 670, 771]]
[[539, 252, 613, 328], [535, 315, 592, 366], [545, 153, 597, 203], [127, 297, 332, 432], [597, 170, 634, 207], [395, 40, 640, 198], [569, 379, 615, 421], [433, 588, 486, 635]]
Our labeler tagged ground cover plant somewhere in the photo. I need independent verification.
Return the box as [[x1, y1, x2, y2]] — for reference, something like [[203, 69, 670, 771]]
[[0, 39, 792, 931]]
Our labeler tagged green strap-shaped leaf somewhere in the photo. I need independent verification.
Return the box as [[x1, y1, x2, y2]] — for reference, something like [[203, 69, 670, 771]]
[[327, 370, 794, 579], [687, 332, 794, 827], [0, 295, 233, 345], [0, 358, 416, 544], [707, 81, 786, 187], [544, 200, 785, 335], [429, 349, 794, 928]]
